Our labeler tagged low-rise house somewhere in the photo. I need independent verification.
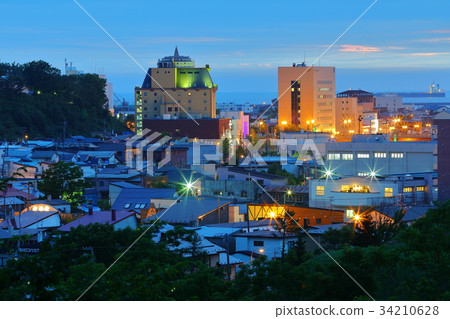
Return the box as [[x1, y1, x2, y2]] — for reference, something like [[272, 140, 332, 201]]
[[111, 187, 177, 216], [234, 230, 298, 260], [145, 197, 231, 226], [263, 185, 309, 207], [0, 209, 61, 230], [217, 166, 288, 187], [247, 204, 344, 226], [59, 209, 138, 231]]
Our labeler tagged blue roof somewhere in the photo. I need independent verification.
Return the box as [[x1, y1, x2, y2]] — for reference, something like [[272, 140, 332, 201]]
[[112, 187, 177, 211]]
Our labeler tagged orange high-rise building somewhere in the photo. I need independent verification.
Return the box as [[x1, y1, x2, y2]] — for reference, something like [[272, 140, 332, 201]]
[[278, 64, 335, 132]]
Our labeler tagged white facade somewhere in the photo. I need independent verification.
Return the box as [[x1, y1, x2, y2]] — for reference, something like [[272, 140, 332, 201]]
[[309, 176, 432, 217], [326, 137, 436, 177], [374, 96, 403, 112], [235, 232, 297, 260]]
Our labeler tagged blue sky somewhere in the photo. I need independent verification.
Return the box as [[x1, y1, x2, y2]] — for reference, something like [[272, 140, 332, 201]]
[[1, 0, 450, 102]]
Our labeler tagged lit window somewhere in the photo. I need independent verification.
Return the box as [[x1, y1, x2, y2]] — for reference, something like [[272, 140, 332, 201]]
[[384, 188, 393, 197], [403, 187, 413, 193], [357, 153, 370, 158], [391, 152, 404, 158], [177, 92, 181, 96], [374, 152, 386, 158], [358, 172, 369, 177], [346, 209, 355, 218], [342, 153, 353, 160], [328, 153, 341, 160], [124, 203, 131, 209], [417, 186, 425, 192], [316, 186, 325, 196]]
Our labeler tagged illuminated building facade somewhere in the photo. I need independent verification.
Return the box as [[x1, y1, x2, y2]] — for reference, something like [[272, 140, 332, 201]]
[[278, 64, 335, 132], [325, 135, 436, 177], [135, 48, 218, 134]]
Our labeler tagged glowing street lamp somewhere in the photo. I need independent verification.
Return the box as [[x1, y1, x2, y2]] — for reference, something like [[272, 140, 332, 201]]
[[258, 248, 265, 254]]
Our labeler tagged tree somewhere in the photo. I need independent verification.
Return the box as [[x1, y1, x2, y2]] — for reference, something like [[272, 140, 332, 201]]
[[38, 162, 90, 207]]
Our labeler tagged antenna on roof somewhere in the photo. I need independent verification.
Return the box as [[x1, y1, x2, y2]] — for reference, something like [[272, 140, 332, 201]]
[[174, 46, 179, 57]]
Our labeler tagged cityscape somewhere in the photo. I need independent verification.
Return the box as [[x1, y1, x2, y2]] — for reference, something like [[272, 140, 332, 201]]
[[0, 0, 449, 314]]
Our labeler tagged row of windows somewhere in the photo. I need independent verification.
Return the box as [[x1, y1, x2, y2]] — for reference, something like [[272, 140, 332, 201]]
[[316, 186, 425, 197], [318, 87, 332, 92], [328, 152, 404, 160], [318, 103, 333, 107], [318, 94, 333, 99]]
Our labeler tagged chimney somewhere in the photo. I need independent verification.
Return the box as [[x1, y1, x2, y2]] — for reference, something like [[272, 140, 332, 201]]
[[88, 207, 93, 215], [111, 209, 116, 221]]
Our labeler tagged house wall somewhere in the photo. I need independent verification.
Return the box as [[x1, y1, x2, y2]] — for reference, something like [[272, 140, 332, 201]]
[[113, 216, 138, 231], [235, 236, 297, 260]]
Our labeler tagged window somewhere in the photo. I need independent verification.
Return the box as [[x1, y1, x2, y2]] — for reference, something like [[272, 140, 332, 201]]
[[342, 153, 353, 160], [316, 186, 325, 196], [391, 152, 404, 158], [188, 92, 192, 96], [241, 190, 248, 198], [316, 218, 322, 224], [154, 93, 157, 96], [177, 92, 181, 96], [403, 187, 413, 193], [228, 175, 235, 181], [204, 100, 207, 103], [384, 188, 393, 197], [153, 100, 157, 103], [253, 240, 264, 247], [374, 152, 386, 158], [358, 172, 369, 177], [154, 107, 157, 111], [168, 107, 173, 112], [346, 209, 355, 218], [188, 107, 192, 111], [417, 186, 425, 192], [143, 92, 147, 96], [340, 185, 370, 193], [188, 100, 191, 103], [124, 203, 131, 209], [204, 107, 207, 110], [317, 80, 332, 84], [318, 87, 332, 91], [357, 153, 370, 158], [328, 153, 340, 160]]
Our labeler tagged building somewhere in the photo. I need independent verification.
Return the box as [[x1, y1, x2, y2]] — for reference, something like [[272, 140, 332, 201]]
[[146, 197, 231, 226], [217, 167, 288, 187], [135, 48, 218, 134], [374, 95, 403, 112], [309, 175, 434, 217], [278, 64, 335, 132], [59, 209, 138, 231], [434, 111, 450, 201], [325, 134, 436, 177], [247, 204, 344, 225]]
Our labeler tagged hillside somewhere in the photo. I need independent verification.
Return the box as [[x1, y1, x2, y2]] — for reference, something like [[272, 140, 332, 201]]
[[0, 60, 126, 139]]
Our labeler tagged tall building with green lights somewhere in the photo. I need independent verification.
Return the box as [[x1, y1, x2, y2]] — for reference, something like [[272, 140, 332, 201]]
[[135, 48, 218, 134]]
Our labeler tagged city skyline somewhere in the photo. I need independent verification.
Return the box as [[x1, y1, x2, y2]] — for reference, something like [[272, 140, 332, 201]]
[[1, 0, 450, 97]]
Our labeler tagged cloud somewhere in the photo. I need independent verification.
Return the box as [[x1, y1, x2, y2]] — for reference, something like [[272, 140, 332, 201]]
[[423, 30, 450, 34], [339, 45, 381, 53], [409, 52, 449, 56], [416, 37, 450, 43]]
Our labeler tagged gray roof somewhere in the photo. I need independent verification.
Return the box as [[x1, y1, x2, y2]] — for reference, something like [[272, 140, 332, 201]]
[[224, 167, 287, 181], [109, 181, 143, 189], [233, 230, 297, 238], [378, 205, 432, 222], [146, 197, 231, 224], [112, 187, 177, 211]]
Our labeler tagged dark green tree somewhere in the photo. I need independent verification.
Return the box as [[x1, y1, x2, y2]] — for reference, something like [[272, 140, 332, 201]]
[[38, 161, 90, 207]]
